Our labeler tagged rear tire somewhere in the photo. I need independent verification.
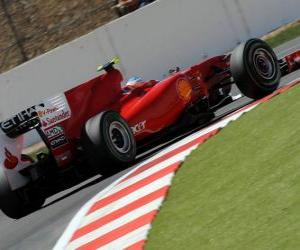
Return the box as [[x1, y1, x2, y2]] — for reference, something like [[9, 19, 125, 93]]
[[81, 111, 136, 175], [0, 170, 24, 218], [230, 38, 281, 99], [0, 169, 45, 219]]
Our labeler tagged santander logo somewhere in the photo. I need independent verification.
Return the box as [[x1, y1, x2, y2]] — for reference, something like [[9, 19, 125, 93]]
[[3, 148, 18, 169], [36, 94, 71, 129]]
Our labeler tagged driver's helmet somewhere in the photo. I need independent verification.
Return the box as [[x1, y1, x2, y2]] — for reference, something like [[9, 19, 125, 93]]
[[125, 76, 144, 89]]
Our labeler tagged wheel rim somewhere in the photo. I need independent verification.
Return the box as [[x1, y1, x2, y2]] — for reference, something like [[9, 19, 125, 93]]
[[109, 121, 131, 154], [252, 48, 276, 81]]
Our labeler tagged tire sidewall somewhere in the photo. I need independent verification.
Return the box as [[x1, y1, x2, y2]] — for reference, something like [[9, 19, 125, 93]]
[[82, 111, 136, 172], [230, 38, 281, 99], [244, 39, 281, 91], [100, 112, 136, 163]]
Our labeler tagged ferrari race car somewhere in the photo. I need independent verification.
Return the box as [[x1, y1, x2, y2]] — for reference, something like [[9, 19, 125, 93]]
[[0, 38, 300, 218]]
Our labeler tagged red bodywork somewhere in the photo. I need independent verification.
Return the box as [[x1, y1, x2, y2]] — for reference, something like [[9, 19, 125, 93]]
[[53, 55, 229, 167], [4, 49, 300, 170], [49, 49, 300, 167], [285, 50, 300, 72]]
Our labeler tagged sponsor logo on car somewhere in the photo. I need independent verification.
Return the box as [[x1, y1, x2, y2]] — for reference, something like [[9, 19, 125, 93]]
[[44, 125, 64, 139], [131, 121, 146, 135], [3, 148, 18, 169], [49, 135, 68, 149], [37, 107, 59, 118], [176, 78, 192, 102], [0, 105, 40, 133], [37, 94, 71, 129], [41, 110, 70, 128]]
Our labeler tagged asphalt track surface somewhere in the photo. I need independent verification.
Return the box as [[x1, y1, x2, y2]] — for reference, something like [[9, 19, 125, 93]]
[[0, 38, 300, 250]]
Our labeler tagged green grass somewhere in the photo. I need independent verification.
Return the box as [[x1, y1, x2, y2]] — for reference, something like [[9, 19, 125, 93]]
[[266, 22, 300, 48], [146, 84, 300, 250]]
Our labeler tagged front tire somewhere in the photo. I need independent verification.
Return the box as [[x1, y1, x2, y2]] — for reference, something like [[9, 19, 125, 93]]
[[230, 38, 281, 99], [81, 111, 136, 175]]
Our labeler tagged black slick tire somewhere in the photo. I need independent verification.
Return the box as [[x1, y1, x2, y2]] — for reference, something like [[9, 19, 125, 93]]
[[230, 38, 281, 99], [0, 168, 45, 219], [81, 111, 136, 175]]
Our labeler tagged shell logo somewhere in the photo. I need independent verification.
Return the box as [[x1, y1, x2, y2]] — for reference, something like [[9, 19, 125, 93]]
[[176, 78, 192, 102]]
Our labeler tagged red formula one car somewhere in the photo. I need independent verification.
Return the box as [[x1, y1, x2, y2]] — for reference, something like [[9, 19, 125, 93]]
[[0, 39, 299, 218]]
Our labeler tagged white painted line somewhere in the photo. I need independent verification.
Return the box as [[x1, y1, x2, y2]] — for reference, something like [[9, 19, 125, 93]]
[[99, 146, 197, 200], [98, 224, 151, 250], [53, 165, 153, 250], [81, 173, 174, 228], [67, 198, 164, 249], [45, 175, 102, 206]]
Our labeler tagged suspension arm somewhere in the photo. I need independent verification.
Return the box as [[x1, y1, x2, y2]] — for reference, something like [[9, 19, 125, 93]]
[[279, 50, 300, 76]]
